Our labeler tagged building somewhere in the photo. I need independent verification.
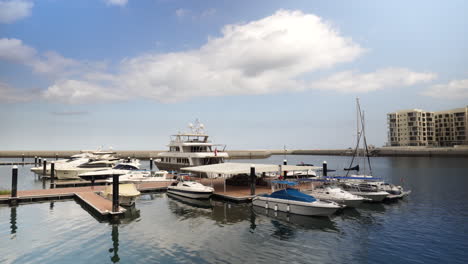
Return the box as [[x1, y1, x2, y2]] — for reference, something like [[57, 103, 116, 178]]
[[387, 106, 468, 147]]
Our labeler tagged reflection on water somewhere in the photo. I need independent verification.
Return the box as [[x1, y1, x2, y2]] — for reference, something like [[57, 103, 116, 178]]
[[10, 206, 17, 237], [109, 224, 120, 263]]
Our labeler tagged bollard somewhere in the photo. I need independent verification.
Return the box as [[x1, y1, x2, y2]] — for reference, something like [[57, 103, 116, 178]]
[[11, 166, 18, 198], [250, 164, 256, 195], [22, 154, 24, 162], [150, 158, 153, 171], [283, 159, 288, 178], [50, 162, 55, 188], [34, 156, 37, 166], [43, 159, 47, 176], [323, 161, 327, 177], [112, 174, 119, 213], [55, 153, 58, 160], [38, 157, 42, 166]]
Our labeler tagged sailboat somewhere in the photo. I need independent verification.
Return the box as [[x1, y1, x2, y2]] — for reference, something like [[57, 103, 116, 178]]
[[333, 98, 410, 201]]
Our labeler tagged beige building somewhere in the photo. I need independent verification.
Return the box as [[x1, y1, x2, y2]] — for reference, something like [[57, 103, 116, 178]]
[[387, 106, 468, 147]]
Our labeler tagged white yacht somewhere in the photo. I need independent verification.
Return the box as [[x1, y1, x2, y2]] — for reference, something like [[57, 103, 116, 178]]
[[155, 120, 228, 174], [55, 155, 120, 180], [305, 185, 367, 208], [30, 152, 95, 175], [78, 160, 141, 181], [167, 180, 214, 199]]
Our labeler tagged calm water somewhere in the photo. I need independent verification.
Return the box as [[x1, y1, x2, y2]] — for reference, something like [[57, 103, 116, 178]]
[[1, 155, 467, 264]]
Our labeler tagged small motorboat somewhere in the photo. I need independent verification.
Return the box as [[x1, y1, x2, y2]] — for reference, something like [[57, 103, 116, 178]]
[[101, 183, 141, 206], [109, 170, 173, 183], [167, 180, 214, 199], [306, 185, 367, 208], [252, 181, 341, 217]]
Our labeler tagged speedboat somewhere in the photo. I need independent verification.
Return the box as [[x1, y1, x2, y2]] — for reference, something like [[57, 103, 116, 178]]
[[306, 185, 367, 208], [339, 181, 389, 202], [252, 181, 341, 217], [167, 180, 214, 199], [110, 170, 173, 183], [78, 161, 141, 181], [101, 183, 141, 206]]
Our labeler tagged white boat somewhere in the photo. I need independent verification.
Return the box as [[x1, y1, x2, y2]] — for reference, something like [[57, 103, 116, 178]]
[[167, 180, 214, 199], [305, 185, 367, 208], [101, 183, 141, 206], [155, 119, 229, 175], [56, 159, 119, 180], [30, 154, 94, 175], [111, 170, 173, 183], [78, 161, 141, 181], [252, 181, 341, 217]]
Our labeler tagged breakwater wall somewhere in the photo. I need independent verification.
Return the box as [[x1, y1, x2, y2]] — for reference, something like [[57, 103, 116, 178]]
[[1, 147, 467, 159]]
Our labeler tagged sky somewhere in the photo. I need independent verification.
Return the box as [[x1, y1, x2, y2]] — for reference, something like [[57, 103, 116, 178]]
[[0, 0, 467, 151]]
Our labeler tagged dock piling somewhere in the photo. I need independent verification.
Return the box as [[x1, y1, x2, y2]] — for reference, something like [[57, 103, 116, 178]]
[[112, 174, 119, 213], [43, 159, 47, 176], [34, 156, 37, 166], [55, 153, 58, 160], [22, 154, 24, 162], [283, 159, 288, 178], [323, 161, 327, 177], [50, 162, 55, 188], [150, 158, 153, 171], [38, 157, 41, 166], [250, 164, 256, 195], [11, 166, 18, 198]]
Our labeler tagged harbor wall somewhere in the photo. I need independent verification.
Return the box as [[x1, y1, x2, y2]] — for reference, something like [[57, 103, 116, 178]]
[[0, 147, 467, 159]]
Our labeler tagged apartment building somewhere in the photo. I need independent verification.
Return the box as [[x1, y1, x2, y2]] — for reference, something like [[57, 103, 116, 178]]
[[387, 106, 468, 147]]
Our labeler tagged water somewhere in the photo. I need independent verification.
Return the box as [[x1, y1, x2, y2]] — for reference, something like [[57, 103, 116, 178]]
[[1, 155, 467, 263]]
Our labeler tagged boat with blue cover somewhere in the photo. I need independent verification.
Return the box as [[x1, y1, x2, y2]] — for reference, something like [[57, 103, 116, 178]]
[[252, 181, 341, 217]]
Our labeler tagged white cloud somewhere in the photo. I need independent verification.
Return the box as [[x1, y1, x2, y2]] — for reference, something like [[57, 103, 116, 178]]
[[175, 8, 189, 18], [0, 37, 93, 77], [42, 80, 126, 104], [0, 0, 33, 23], [422, 79, 468, 99], [104, 0, 128, 6], [45, 10, 365, 103], [310, 68, 437, 93]]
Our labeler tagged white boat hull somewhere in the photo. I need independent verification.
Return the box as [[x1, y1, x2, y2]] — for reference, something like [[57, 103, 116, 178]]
[[56, 168, 106, 180], [167, 188, 213, 199], [252, 196, 339, 216], [349, 191, 388, 202]]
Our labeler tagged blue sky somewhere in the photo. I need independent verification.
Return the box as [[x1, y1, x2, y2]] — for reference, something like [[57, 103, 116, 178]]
[[1, 0, 467, 150]]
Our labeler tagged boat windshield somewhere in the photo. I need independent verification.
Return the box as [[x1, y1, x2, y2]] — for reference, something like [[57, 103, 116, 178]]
[[113, 164, 138, 170]]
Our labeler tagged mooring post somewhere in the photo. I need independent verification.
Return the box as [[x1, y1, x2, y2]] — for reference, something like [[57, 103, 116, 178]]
[[50, 162, 55, 188], [250, 164, 256, 195], [38, 157, 42, 166], [55, 153, 58, 160], [127, 157, 131, 163], [323, 161, 328, 177], [112, 174, 119, 213], [283, 159, 288, 178], [34, 156, 37, 166], [150, 158, 153, 171], [22, 154, 24, 162], [43, 159, 47, 176], [11, 166, 18, 198]]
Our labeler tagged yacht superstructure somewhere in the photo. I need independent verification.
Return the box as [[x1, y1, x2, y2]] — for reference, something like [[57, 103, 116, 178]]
[[155, 120, 228, 173]]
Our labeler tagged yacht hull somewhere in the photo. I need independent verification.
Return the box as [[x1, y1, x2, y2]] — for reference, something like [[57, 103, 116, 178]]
[[167, 187, 213, 199], [56, 168, 109, 180], [349, 191, 388, 202], [252, 197, 339, 216]]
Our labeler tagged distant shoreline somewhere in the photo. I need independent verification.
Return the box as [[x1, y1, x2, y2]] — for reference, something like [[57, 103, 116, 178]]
[[0, 147, 468, 159]]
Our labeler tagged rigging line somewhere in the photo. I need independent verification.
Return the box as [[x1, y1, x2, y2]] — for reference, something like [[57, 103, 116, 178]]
[[346, 125, 362, 177], [360, 110, 373, 175]]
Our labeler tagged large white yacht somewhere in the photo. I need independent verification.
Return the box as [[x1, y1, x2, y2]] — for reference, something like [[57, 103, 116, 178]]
[[155, 120, 229, 173]]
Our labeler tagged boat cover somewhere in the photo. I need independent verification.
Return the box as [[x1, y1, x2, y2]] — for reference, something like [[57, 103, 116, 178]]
[[104, 184, 141, 197], [268, 188, 316, 202], [271, 180, 297, 186]]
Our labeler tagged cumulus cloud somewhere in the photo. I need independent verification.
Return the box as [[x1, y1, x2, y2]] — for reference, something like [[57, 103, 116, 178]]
[[42, 80, 126, 104], [0, 0, 33, 23], [104, 0, 127, 6], [422, 79, 468, 99], [44, 10, 365, 103], [310, 68, 437, 92]]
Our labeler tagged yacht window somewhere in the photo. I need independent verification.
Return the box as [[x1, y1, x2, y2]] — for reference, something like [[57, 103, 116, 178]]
[[182, 184, 190, 187]]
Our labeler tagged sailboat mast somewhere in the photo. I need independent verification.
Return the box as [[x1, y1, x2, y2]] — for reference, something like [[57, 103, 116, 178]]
[[356, 98, 361, 171]]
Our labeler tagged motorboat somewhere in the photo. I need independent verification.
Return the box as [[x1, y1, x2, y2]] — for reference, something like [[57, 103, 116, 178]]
[[252, 181, 341, 217], [305, 185, 367, 208], [56, 159, 120, 180], [167, 180, 214, 199], [110, 170, 173, 183], [155, 119, 229, 175], [30, 153, 94, 175], [78, 161, 141, 181], [101, 183, 141, 206], [338, 180, 390, 202]]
